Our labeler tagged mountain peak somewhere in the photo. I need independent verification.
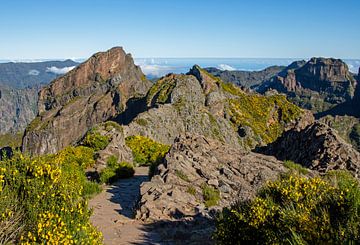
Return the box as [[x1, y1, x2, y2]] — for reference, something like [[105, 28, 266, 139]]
[[22, 46, 151, 155]]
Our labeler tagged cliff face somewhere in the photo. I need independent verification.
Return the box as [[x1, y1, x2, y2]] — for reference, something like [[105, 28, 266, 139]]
[[258, 58, 357, 113], [0, 85, 38, 133], [22, 47, 151, 155]]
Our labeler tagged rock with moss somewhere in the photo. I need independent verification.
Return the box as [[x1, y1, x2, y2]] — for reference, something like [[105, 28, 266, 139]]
[[124, 65, 310, 150]]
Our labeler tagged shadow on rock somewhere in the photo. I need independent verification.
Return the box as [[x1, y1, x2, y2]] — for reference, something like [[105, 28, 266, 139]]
[[131, 214, 216, 245], [107, 174, 149, 219]]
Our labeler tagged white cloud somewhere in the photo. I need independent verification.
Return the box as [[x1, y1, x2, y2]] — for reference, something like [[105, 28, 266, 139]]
[[140, 65, 174, 77], [28, 69, 40, 76], [217, 64, 236, 71], [46, 66, 75, 75]]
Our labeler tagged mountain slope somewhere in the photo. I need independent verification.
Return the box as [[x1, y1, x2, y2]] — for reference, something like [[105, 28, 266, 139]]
[[22, 47, 151, 155]]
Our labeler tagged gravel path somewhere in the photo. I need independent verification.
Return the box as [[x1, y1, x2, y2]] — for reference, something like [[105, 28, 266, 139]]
[[89, 167, 161, 245]]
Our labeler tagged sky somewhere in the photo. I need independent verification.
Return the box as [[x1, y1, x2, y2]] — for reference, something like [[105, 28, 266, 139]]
[[0, 0, 359, 59]]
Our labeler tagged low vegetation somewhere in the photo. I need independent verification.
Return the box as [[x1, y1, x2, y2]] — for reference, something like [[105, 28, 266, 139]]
[[0, 132, 23, 148], [82, 129, 110, 151], [202, 184, 220, 208], [0, 146, 102, 244], [221, 82, 303, 147], [125, 135, 170, 176], [214, 171, 360, 244], [99, 155, 134, 184], [283, 160, 308, 174], [146, 75, 177, 106]]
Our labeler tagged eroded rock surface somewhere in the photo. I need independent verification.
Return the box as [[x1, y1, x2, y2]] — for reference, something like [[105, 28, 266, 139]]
[[136, 134, 286, 221], [259, 122, 360, 179], [22, 47, 151, 155]]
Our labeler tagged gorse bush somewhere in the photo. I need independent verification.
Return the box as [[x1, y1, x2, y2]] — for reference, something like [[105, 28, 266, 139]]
[[214, 171, 360, 244], [125, 135, 170, 176], [0, 146, 102, 244], [99, 155, 134, 184], [83, 129, 110, 151]]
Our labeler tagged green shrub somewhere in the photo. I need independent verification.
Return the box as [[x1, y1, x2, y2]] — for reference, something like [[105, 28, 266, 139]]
[[99, 155, 134, 184], [214, 171, 360, 244], [125, 135, 170, 169], [283, 160, 308, 174], [202, 184, 220, 207], [0, 146, 103, 244], [83, 130, 110, 151], [104, 121, 123, 132]]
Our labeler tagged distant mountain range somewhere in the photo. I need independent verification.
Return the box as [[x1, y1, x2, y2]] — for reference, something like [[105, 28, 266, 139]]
[[0, 60, 79, 89], [0, 60, 79, 137]]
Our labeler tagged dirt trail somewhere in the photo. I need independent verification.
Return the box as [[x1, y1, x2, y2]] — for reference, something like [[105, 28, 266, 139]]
[[89, 167, 161, 245]]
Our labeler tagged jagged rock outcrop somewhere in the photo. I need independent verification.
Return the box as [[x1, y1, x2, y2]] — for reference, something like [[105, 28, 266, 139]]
[[136, 134, 286, 221], [22, 47, 152, 155], [258, 58, 357, 113], [0, 85, 38, 133], [93, 122, 133, 169], [121, 65, 312, 150], [258, 122, 360, 179]]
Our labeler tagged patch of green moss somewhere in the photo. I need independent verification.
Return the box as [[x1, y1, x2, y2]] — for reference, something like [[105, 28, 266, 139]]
[[26, 116, 42, 132], [104, 121, 123, 133], [147, 75, 176, 105], [135, 118, 148, 127]]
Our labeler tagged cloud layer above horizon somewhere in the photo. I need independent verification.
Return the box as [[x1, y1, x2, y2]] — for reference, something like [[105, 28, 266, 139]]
[[46, 66, 75, 75]]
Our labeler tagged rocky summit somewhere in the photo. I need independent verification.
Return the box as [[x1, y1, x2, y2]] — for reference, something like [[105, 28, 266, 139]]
[[22, 47, 151, 155]]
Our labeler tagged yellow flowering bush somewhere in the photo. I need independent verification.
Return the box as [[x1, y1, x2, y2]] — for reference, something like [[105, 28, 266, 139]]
[[125, 135, 170, 176], [0, 146, 102, 244], [214, 171, 360, 244]]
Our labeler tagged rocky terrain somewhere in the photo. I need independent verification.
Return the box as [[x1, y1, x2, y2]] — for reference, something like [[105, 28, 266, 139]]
[[22, 47, 152, 155], [258, 122, 360, 178], [13, 47, 360, 244], [136, 134, 287, 220]]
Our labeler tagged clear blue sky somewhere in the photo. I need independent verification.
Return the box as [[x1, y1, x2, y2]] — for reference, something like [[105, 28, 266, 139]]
[[0, 0, 359, 59]]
